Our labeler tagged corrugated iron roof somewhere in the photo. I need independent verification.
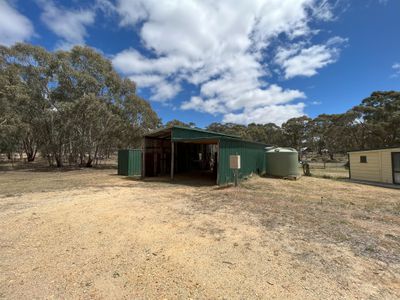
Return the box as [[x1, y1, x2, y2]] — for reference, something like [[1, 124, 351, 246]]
[[348, 146, 400, 153]]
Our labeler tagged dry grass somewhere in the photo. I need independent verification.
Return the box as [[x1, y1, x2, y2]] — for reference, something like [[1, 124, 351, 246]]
[[309, 167, 349, 179], [0, 168, 399, 299]]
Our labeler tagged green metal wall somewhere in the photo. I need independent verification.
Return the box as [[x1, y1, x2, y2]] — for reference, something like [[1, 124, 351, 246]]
[[131, 149, 142, 176], [118, 149, 142, 177], [144, 126, 267, 185], [218, 139, 266, 185]]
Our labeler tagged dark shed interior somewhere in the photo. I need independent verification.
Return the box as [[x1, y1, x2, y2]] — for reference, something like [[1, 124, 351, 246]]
[[143, 128, 219, 183], [142, 126, 267, 185]]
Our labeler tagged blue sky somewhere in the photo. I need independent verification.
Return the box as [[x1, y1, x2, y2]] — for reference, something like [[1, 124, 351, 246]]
[[1, 0, 399, 127]]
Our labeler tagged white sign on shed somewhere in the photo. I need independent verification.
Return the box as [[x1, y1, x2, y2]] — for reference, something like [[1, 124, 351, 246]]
[[229, 155, 241, 169]]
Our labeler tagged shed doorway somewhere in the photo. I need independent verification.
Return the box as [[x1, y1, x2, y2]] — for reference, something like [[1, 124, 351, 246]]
[[143, 128, 219, 185], [393, 153, 400, 184], [173, 141, 218, 184]]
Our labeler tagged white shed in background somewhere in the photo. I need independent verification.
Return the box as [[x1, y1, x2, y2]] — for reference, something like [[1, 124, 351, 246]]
[[348, 147, 400, 185]]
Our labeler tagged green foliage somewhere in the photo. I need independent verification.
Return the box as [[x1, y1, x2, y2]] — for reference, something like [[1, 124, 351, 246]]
[[1, 43, 398, 166], [354, 91, 400, 147], [206, 122, 285, 145], [206, 91, 400, 158], [246, 123, 286, 145], [281, 116, 312, 151], [207, 122, 247, 137], [165, 119, 196, 128], [0, 43, 160, 166]]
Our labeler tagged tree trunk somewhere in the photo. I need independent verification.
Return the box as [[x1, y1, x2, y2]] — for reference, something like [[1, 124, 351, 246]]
[[27, 149, 37, 162], [86, 156, 93, 168], [55, 159, 63, 168], [23, 138, 37, 162], [93, 145, 99, 166], [79, 153, 84, 166], [47, 154, 54, 167], [55, 154, 63, 168]]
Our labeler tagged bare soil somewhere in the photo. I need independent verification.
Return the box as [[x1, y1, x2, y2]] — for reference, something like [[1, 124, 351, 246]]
[[0, 168, 399, 299]]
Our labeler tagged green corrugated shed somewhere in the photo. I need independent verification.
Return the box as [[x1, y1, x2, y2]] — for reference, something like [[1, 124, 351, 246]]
[[143, 126, 268, 185], [218, 138, 266, 185], [118, 149, 142, 176]]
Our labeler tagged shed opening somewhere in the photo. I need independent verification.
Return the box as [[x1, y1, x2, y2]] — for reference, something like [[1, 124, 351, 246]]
[[143, 127, 219, 185], [143, 126, 268, 185]]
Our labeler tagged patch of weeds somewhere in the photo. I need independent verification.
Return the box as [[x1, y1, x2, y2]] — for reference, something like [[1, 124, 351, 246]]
[[260, 218, 281, 230], [364, 244, 377, 253], [329, 218, 350, 225], [331, 231, 351, 243], [351, 212, 371, 221], [294, 251, 319, 264], [392, 202, 400, 215], [348, 234, 400, 264], [196, 222, 226, 240], [4, 194, 15, 198], [241, 184, 262, 191], [292, 250, 345, 277]]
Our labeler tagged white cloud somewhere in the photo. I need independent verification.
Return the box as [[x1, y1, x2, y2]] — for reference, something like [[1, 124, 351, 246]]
[[0, 1, 34, 46], [311, 100, 322, 105], [150, 80, 182, 102], [181, 97, 227, 115], [95, 0, 117, 16], [223, 103, 306, 125], [392, 63, 400, 78], [275, 37, 346, 79], [181, 83, 305, 116], [38, 0, 95, 46], [129, 74, 165, 87], [113, 49, 192, 75], [310, 0, 336, 21], [110, 0, 343, 124], [128, 74, 182, 102]]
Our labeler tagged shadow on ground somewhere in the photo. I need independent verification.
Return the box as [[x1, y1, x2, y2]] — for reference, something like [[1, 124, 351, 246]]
[[140, 172, 216, 187]]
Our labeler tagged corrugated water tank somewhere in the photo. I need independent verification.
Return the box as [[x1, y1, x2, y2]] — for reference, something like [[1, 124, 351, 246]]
[[265, 147, 299, 177]]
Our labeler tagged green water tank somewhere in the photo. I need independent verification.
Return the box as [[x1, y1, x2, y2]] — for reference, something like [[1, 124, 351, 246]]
[[265, 147, 299, 177]]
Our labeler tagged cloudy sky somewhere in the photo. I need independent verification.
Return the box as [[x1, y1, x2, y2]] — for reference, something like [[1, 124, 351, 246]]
[[1, 0, 399, 126]]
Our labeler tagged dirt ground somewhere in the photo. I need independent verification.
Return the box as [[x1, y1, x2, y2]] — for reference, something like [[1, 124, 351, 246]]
[[0, 168, 399, 299]]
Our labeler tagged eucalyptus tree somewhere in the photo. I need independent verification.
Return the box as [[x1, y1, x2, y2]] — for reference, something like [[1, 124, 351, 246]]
[[354, 91, 400, 148], [49, 46, 160, 166], [0, 43, 160, 167], [0, 46, 30, 159], [206, 122, 248, 138], [0, 44, 55, 162], [246, 123, 285, 145], [281, 116, 312, 152], [165, 119, 195, 128]]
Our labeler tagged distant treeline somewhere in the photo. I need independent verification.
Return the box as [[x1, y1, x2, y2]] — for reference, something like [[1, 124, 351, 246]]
[[169, 91, 400, 160], [1, 44, 399, 167], [0, 44, 160, 167]]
